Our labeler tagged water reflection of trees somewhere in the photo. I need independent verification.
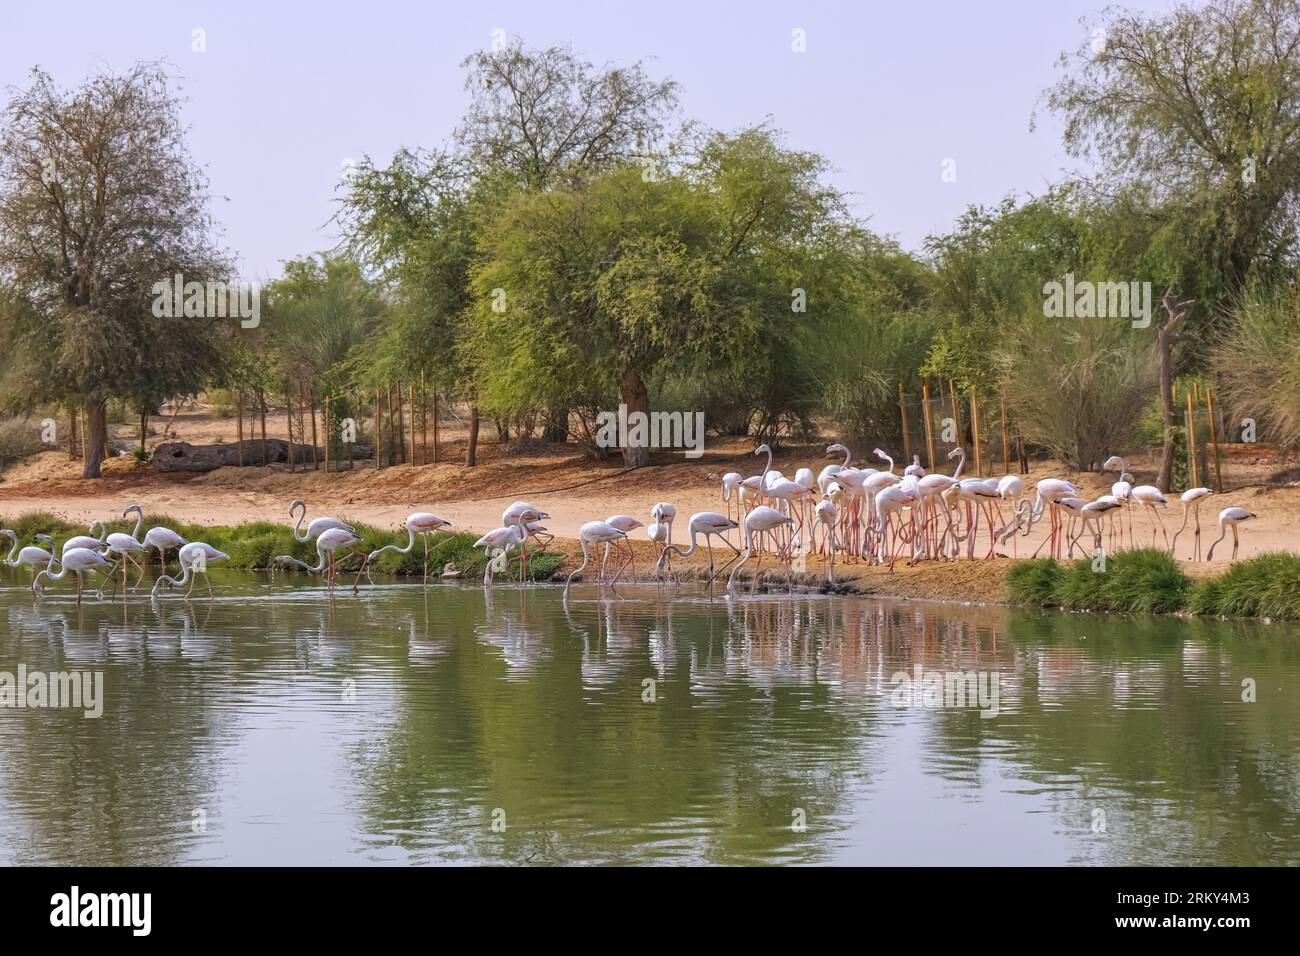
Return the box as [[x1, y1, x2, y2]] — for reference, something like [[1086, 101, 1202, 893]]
[[3, 581, 1298, 865]]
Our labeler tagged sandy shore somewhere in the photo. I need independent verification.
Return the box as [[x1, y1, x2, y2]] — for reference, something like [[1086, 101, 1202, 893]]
[[2, 414, 1295, 606]]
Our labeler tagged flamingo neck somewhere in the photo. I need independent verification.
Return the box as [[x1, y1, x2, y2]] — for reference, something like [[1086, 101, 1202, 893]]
[[3, 535, 17, 565]]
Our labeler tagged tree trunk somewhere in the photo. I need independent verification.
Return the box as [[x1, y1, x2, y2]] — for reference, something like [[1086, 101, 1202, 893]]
[[465, 402, 479, 467], [496, 417, 509, 443], [139, 404, 149, 456], [620, 365, 652, 469], [543, 407, 569, 443], [82, 401, 107, 478]]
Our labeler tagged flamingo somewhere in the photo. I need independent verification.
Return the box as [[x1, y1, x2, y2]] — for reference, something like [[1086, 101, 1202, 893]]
[[1104, 457, 1136, 548], [2, 531, 59, 593], [143, 525, 188, 575], [152, 542, 229, 599], [727, 505, 794, 594], [816, 498, 839, 584], [564, 520, 629, 597], [904, 455, 926, 478], [1171, 487, 1214, 561], [289, 499, 353, 542], [1026, 478, 1079, 560], [35, 547, 112, 603], [1206, 507, 1257, 561], [275, 527, 365, 592], [872, 483, 916, 573], [648, 503, 676, 576], [755, 444, 812, 554], [1070, 498, 1123, 556], [368, 512, 453, 582], [102, 505, 148, 593], [819, 443, 851, 494], [1130, 484, 1170, 549], [657, 511, 740, 585], [62, 521, 107, 555], [721, 473, 743, 528], [502, 500, 551, 579], [603, 515, 644, 581], [474, 508, 543, 587]]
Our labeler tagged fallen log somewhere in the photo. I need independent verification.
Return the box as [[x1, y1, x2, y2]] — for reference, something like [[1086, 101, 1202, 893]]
[[151, 439, 372, 473]]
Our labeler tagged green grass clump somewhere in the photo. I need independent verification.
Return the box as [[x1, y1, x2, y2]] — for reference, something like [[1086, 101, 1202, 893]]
[[1187, 552, 1300, 619], [1005, 558, 1067, 606], [0, 512, 561, 581], [1007, 548, 1192, 614]]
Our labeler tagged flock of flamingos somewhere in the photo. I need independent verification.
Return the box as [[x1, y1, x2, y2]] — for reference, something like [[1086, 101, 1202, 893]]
[[1, 443, 1259, 602]]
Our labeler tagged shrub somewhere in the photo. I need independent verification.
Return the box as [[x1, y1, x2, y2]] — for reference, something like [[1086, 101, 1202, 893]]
[[1187, 552, 1300, 619]]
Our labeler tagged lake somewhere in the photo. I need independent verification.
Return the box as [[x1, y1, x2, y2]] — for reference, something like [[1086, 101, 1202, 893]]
[[1, 574, 1297, 865]]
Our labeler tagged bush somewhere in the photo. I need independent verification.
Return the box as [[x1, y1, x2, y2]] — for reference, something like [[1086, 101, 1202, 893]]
[[0, 416, 46, 465], [1187, 552, 1300, 619], [1007, 548, 1192, 614]]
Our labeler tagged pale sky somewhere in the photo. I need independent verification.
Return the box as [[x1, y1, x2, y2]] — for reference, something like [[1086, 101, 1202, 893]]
[[1, 0, 1179, 283]]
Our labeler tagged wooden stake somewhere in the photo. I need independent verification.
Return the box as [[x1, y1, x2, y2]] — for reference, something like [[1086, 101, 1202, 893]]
[[922, 379, 936, 470], [376, 387, 384, 469], [432, 387, 439, 464], [307, 384, 318, 470], [1186, 390, 1198, 489], [68, 405, 78, 460], [898, 383, 912, 463], [259, 389, 268, 467], [323, 398, 330, 475], [1000, 389, 1010, 469], [1206, 386, 1223, 493], [948, 379, 961, 448], [287, 388, 296, 474], [970, 395, 982, 477], [236, 391, 244, 466]]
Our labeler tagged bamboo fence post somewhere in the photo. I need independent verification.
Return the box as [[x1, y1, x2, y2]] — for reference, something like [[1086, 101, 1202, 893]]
[[259, 389, 268, 466], [287, 388, 296, 474], [307, 384, 318, 470], [970, 395, 982, 477], [1186, 390, 1198, 488], [385, 383, 394, 467], [236, 391, 244, 466], [420, 371, 427, 465], [922, 379, 937, 470], [1000, 389, 1009, 469], [396, 381, 406, 465], [948, 379, 961, 448], [898, 383, 912, 463], [323, 398, 330, 475], [1206, 387, 1223, 493], [375, 387, 384, 469], [432, 387, 439, 464], [407, 382, 415, 465]]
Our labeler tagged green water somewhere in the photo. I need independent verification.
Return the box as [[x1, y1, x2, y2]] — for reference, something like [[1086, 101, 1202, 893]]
[[1, 573, 1297, 865]]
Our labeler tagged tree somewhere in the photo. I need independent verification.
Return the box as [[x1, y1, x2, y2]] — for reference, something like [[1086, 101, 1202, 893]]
[[0, 64, 228, 477], [457, 41, 678, 188], [1046, 0, 1300, 323], [470, 127, 849, 467]]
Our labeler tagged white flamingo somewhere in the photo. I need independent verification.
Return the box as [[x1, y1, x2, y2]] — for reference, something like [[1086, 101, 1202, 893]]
[[368, 512, 453, 581], [1171, 487, 1214, 561], [564, 521, 629, 597], [35, 547, 112, 603], [657, 511, 740, 584], [275, 527, 364, 592], [2, 531, 59, 592], [727, 505, 794, 594], [1206, 507, 1257, 561], [289, 499, 353, 542], [152, 542, 229, 599]]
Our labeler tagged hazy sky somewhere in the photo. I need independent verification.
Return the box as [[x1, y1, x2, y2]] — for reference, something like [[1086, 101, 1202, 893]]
[[1, 0, 1176, 282]]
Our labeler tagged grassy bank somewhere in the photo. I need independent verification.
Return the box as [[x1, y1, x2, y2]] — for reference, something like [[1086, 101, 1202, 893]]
[[1007, 548, 1300, 619], [0, 511, 563, 582]]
